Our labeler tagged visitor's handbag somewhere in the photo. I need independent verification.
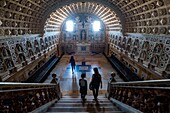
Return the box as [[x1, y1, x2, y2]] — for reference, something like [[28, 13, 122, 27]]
[[89, 82, 93, 90]]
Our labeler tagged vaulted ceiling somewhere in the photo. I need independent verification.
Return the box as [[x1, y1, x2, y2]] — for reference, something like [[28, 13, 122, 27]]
[[0, 0, 170, 36], [44, 2, 123, 33]]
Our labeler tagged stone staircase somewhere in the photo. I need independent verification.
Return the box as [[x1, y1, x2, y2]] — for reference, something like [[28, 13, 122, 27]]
[[46, 96, 124, 113]]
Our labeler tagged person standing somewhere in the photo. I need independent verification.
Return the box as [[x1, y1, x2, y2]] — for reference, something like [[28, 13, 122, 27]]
[[90, 67, 102, 100], [50, 73, 61, 98], [50, 73, 58, 84], [79, 73, 87, 101], [69, 56, 76, 74], [108, 72, 116, 99], [110, 72, 116, 82]]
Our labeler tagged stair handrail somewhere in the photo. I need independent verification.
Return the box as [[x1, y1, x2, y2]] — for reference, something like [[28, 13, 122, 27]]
[[0, 81, 62, 113], [110, 79, 170, 86], [107, 79, 170, 113]]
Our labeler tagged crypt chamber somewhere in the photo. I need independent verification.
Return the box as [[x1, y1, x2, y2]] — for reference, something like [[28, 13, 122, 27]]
[[0, 0, 170, 113]]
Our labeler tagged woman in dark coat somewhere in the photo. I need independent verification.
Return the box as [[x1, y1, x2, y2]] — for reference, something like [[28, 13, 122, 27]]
[[90, 67, 102, 100], [69, 56, 76, 73]]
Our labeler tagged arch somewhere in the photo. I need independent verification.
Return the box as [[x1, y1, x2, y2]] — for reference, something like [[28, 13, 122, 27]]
[[18, 53, 26, 63], [42, 1, 125, 33], [127, 38, 132, 45], [122, 37, 126, 49], [142, 41, 149, 50], [40, 38, 45, 50], [34, 40, 39, 47], [132, 47, 139, 56], [0, 54, 5, 72], [153, 43, 163, 53], [28, 49, 34, 58], [133, 39, 140, 48], [4, 58, 14, 69], [15, 44, 24, 53], [140, 51, 147, 60], [150, 55, 159, 66], [1, 47, 11, 57], [26, 41, 32, 50]]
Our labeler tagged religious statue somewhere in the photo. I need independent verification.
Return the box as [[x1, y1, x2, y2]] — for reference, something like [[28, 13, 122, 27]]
[[81, 30, 86, 41], [143, 41, 149, 49], [17, 44, 23, 52], [35, 47, 40, 53], [140, 51, 146, 59], [5, 59, 14, 68], [2, 48, 8, 57], [29, 50, 34, 57], [87, 16, 92, 23], [154, 44, 162, 53], [150, 56, 158, 65], [76, 16, 80, 23], [19, 54, 25, 62]]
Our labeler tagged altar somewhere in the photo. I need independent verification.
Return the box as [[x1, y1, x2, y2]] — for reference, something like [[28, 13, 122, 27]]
[[61, 14, 105, 55], [76, 43, 91, 55]]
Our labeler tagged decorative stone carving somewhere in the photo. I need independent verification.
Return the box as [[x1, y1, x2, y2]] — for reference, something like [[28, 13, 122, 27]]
[[0, 20, 2, 26], [5, 29, 11, 35], [150, 55, 159, 66], [156, 0, 164, 7], [160, 18, 167, 25], [152, 28, 158, 34], [160, 53, 169, 62], [152, 19, 158, 25], [0, 0, 7, 7], [159, 27, 167, 34]]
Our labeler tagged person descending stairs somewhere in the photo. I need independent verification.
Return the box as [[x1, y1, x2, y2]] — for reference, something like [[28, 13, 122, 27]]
[[46, 96, 124, 113]]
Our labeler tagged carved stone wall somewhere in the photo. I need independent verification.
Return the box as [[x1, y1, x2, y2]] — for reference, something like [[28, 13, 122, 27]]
[[108, 33, 170, 79], [0, 33, 59, 81]]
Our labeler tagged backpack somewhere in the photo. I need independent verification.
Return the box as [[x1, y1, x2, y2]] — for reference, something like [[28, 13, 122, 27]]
[[80, 79, 86, 87]]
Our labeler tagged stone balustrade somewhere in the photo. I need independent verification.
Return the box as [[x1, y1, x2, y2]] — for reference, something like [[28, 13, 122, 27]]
[[0, 82, 61, 113], [107, 79, 170, 113]]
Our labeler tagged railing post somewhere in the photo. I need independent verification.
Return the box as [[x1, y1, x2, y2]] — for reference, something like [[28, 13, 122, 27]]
[[56, 80, 62, 99], [107, 79, 111, 99]]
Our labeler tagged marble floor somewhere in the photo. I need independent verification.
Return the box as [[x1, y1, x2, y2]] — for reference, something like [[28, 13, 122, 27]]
[[44, 54, 123, 96]]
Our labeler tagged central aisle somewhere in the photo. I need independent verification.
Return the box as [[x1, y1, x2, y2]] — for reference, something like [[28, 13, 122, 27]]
[[44, 54, 123, 96]]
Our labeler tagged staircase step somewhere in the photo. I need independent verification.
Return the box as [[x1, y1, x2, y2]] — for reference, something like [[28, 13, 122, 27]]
[[48, 106, 120, 112], [57, 99, 110, 103], [46, 96, 124, 113], [62, 96, 106, 98], [53, 103, 113, 107], [46, 111, 124, 113], [62, 97, 108, 100]]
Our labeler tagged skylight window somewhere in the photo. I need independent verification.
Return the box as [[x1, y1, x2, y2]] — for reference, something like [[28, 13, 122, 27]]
[[93, 21, 101, 31], [66, 20, 74, 32]]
